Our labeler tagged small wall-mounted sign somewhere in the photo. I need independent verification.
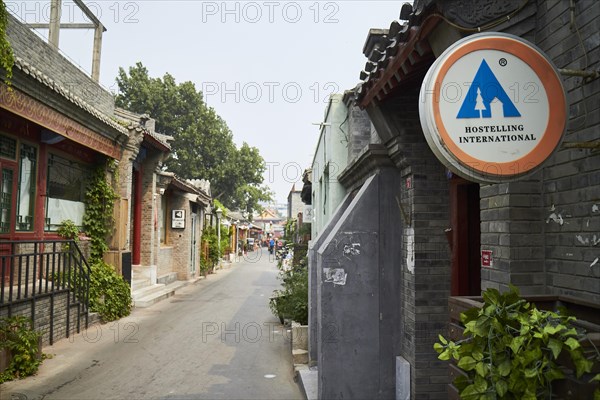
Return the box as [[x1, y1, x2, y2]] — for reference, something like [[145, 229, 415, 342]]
[[172, 209, 185, 229], [304, 204, 313, 222], [481, 250, 493, 267]]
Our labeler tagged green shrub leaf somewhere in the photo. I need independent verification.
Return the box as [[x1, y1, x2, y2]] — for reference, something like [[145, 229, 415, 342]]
[[458, 356, 477, 371], [438, 334, 448, 345], [497, 359, 511, 377], [565, 337, 580, 350], [547, 338, 563, 359], [496, 379, 508, 397], [437, 349, 451, 361], [439, 286, 599, 399], [509, 335, 526, 354], [475, 361, 487, 377]]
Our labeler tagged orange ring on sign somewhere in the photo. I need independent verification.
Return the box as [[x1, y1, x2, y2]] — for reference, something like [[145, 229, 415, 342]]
[[431, 36, 566, 176]]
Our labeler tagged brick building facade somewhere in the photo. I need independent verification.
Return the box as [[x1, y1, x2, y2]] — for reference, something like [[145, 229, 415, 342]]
[[1, 13, 213, 345], [115, 109, 211, 292], [309, 1, 599, 398], [1, 13, 128, 345]]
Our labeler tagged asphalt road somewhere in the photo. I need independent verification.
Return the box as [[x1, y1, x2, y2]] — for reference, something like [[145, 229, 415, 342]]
[[0, 249, 302, 400]]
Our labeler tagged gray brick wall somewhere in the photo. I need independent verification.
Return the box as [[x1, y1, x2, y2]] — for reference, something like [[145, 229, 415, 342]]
[[346, 102, 372, 162], [404, 164, 451, 400], [536, 0, 600, 302], [369, 84, 452, 399], [480, 0, 600, 303], [139, 150, 162, 267], [6, 13, 114, 116], [0, 291, 86, 346], [480, 180, 546, 295], [168, 194, 193, 280]]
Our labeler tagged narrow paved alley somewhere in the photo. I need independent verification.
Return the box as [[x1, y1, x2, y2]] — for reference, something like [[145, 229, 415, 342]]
[[0, 250, 302, 400]]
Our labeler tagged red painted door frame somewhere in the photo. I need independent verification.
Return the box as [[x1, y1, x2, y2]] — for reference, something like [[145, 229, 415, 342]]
[[132, 166, 142, 265]]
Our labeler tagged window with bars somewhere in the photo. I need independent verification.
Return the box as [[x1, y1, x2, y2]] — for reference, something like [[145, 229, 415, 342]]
[[0, 134, 17, 159], [0, 168, 13, 233]]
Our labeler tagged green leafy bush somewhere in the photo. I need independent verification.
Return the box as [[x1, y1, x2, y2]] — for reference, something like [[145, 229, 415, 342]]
[[202, 226, 220, 269], [57, 219, 80, 241], [0, 316, 42, 383], [57, 259, 132, 322], [88, 260, 132, 322], [270, 266, 308, 325], [83, 160, 118, 260], [435, 285, 599, 399], [292, 244, 308, 269], [284, 219, 297, 241], [56, 217, 130, 322]]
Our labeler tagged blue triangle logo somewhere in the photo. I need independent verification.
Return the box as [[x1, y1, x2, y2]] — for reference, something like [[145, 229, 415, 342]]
[[457, 59, 521, 119]]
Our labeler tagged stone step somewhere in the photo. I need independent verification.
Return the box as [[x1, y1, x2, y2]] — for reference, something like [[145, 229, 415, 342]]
[[298, 367, 318, 400], [132, 284, 167, 301], [133, 281, 190, 308], [292, 349, 309, 365], [132, 266, 156, 283], [131, 278, 152, 291], [88, 312, 101, 325], [157, 272, 178, 286], [132, 265, 145, 274]]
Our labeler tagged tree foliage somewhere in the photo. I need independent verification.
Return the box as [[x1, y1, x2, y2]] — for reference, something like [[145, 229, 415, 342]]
[[115, 62, 271, 213], [0, 0, 14, 83]]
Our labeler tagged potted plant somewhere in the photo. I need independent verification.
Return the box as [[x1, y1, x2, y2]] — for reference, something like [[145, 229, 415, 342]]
[[435, 285, 600, 399]]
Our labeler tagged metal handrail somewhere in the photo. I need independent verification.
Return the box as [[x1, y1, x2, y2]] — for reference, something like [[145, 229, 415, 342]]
[[0, 239, 91, 343]]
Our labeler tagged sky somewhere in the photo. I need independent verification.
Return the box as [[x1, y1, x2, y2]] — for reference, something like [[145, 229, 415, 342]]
[[10, 1, 404, 204]]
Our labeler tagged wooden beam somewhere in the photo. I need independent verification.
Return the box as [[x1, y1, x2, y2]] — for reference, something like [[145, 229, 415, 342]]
[[73, 0, 107, 31], [48, 0, 61, 49], [92, 26, 103, 82], [27, 23, 96, 29]]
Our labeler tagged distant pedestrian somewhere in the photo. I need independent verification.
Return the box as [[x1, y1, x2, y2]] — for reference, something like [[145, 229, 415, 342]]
[[269, 238, 275, 254]]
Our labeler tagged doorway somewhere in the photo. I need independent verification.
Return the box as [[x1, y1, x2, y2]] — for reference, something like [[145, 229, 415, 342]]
[[190, 213, 197, 275], [449, 176, 481, 296]]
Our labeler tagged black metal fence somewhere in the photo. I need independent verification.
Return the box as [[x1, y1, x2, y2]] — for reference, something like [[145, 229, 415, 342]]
[[0, 239, 91, 344]]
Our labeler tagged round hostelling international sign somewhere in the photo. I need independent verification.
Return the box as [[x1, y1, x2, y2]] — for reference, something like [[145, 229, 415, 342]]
[[419, 32, 567, 182]]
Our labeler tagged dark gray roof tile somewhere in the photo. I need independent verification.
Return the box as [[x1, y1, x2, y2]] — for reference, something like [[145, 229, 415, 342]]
[[14, 57, 128, 136]]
